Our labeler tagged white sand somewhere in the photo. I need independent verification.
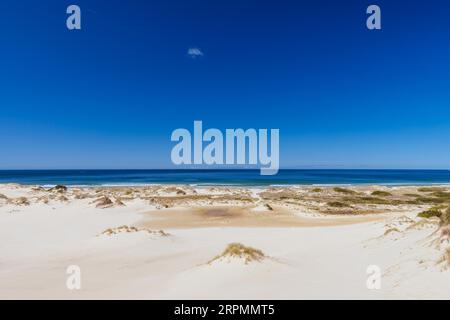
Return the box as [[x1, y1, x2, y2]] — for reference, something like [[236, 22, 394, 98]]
[[0, 184, 448, 299]]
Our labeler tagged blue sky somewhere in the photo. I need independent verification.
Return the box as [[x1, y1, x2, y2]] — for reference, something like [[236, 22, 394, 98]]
[[1, 0, 450, 169]]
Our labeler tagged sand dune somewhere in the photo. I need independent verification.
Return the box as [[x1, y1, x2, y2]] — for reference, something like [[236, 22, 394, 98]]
[[0, 184, 449, 299]]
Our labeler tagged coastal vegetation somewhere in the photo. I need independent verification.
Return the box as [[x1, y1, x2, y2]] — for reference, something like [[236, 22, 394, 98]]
[[441, 207, 450, 226], [371, 190, 392, 197], [417, 206, 444, 219], [327, 201, 351, 208], [417, 205, 450, 226], [209, 243, 265, 264], [417, 187, 446, 193], [3, 183, 450, 220], [333, 187, 357, 194]]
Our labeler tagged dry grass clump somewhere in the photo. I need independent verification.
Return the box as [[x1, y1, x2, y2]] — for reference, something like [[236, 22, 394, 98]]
[[260, 189, 298, 200], [115, 198, 125, 206], [116, 199, 125, 207], [400, 195, 446, 205], [371, 190, 392, 197], [418, 187, 446, 193], [163, 186, 187, 195], [101, 225, 170, 237], [48, 185, 67, 193], [58, 195, 69, 202], [407, 196, 446, 205], [384, 227, 400, 236], [327, 201, 350, 208], [102, 225, 139, 235], [403, 193, 420, 197], [11, 197, 30, 206], [210, 243, 265, 264], [94, 196, 113, 208], [406, 219, 439, 231], [74, 193, 89, 200], [311, 188, 322, 193], [0, 194, 9, 206], [333, 187, 357, 194], [416, 205, 450, 226], [417, 206, 443, 219], [344, 196, 394, 205], [441, 207, 450, 226], [429, 192, 450, 202], [395, 189, 450, 206], [153, 230, 171, 237], [37, 196, 49, 204], [147, 193, 255, 209]]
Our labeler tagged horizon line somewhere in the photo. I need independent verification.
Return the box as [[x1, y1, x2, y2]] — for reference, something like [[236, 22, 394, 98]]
[[0, 168, 449, 171]]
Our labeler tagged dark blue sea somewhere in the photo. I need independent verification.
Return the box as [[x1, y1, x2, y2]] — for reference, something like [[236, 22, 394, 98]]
[[1, 170, 450, 187]]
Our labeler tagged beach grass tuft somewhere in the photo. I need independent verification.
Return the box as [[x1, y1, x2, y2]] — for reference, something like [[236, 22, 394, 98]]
[[371, 190, 392, 197], [384, 227, 400, 236], [430, 191, 450, 200], [10, 197, 30, 206], [48, 185, 68, 193], [403, 193, 420, 197], [95, 196, 113, 208], [417, 187, 446, 193], [407, 197, 446, 205], [210, 243, 265, 264], [342, 196, 395, 205], [441, 207, 450, 226], [333, 187, 357, 194], [417, 206, 443, 219], [327, 201, 350, 208]]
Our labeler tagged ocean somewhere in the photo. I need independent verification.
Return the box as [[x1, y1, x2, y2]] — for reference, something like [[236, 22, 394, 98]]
[[0, 169, 450, 187]]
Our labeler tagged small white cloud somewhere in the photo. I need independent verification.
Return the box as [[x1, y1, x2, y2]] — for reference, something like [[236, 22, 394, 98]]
[[187, 47, 204, 58]]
